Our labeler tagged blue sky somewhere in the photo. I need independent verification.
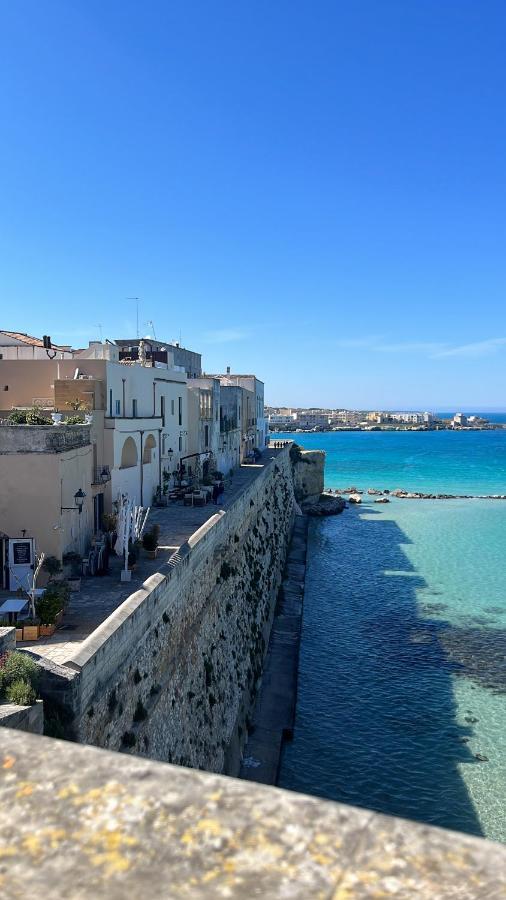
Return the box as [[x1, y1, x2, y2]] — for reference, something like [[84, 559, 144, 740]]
[[1, 1, 505, 409]]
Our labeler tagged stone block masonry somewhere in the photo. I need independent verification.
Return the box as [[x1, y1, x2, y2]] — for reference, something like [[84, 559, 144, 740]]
[[35, 447, 298, 774], [290, 445, 325, 503]]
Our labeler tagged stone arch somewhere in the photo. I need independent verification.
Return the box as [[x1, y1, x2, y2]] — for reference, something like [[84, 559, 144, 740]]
[[120, 436, 138, 469], [143, 433, 157, 464]]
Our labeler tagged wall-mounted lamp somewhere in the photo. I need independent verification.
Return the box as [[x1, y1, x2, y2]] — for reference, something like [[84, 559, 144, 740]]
[[61, 488, 87, 515], [167, 447, 174, 461]]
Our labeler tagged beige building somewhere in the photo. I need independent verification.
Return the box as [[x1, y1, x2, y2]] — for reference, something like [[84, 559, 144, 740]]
[[0, 344, 188, 545], [0, 424, 93, 589]]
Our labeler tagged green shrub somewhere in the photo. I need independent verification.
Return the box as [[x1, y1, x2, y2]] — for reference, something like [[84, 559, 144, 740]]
[[65, 415, 84, 425], [35, 588, 64, 625], [7, 409, 28, 424], [26, 407, 49, 425], [2, 652, 39, 691], [42, 555, 62, 576], [5, 678, 37, 706]]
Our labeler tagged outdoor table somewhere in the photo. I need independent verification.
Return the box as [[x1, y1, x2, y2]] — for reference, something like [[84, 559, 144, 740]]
[[0, 597, 29, 625]]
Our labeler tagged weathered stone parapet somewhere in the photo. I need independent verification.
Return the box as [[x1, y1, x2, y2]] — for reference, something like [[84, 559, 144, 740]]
[[1, 727, 505, 899], [0, 627, 16, 655], [0, 700, 43, 734], [0, 423, 91, 453]]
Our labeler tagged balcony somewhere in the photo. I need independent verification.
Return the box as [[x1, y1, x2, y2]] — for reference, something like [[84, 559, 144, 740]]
[[91, 465, 111, 485]]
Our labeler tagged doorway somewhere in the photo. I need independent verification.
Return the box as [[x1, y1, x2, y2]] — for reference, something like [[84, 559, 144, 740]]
[[93, 493, 105, 533]]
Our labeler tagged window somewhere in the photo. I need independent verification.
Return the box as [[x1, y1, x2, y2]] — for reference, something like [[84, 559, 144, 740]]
[[132, 399, 138, 417], [109, 390, 113, 417], [205, 424, 209, 448], [115, 399, 121, 416], [161, 395, 165, 426], [178, 396, 182, 426], [171, 398, 175, 416], [178, 435, 182, 452]]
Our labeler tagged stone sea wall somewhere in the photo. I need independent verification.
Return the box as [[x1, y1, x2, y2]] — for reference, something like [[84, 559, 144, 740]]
[[290, 447, 325, 504], [35, 447, 298, 774]]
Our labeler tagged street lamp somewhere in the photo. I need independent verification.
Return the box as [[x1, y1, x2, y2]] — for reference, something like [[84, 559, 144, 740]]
[[74, 488, 86, 513], [61, 489, 86, 515]]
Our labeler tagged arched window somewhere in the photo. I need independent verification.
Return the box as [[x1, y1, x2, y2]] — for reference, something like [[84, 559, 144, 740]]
[[143, 433, 156, 464], [120, 436, 138, 469]]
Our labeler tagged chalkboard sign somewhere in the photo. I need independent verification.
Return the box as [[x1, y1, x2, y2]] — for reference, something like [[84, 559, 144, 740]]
[[12, 542, 31, 565]]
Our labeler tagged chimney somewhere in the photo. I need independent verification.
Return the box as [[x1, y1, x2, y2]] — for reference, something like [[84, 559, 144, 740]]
[[226, 366, 231, 375]]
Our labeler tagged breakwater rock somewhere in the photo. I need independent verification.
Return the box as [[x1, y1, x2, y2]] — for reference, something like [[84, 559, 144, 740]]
[[390, 490, 506, 500], [302, 493, 346, 516], [333, 487, 506, 501]]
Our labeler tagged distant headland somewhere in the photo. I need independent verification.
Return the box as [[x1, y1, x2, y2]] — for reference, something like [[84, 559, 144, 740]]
[[266, 407, 506, 433]]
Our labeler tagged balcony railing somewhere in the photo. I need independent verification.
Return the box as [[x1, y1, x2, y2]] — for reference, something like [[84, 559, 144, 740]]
[[92, 466, 111, 485]]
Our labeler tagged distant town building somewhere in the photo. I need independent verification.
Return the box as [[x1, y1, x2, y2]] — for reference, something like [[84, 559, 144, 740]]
[[0, 330, 73, 360], [207, 372, 267, 449]]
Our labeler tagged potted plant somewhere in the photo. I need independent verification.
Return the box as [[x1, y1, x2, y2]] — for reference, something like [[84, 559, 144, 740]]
[[142, 525, 159, 559], [102, 513, 117, 533], [51, 409, 62, 425], [42, 555, 62, 581], [35, 584, 66, 636], [62, 551, 82, 577], [22, 621, 40, 641]]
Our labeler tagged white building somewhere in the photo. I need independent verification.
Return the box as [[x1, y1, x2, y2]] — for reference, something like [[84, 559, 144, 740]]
[[1, 342, 189, 517], [207, 372, 268, 449]]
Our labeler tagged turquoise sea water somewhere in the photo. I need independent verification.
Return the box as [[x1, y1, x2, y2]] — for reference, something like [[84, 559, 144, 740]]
[[277, 431, 506, 842]]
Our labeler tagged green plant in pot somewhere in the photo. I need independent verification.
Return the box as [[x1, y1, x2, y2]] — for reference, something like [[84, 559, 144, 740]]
[[142, 526, 159, 558], [42, 555, 62, 578], [35, 584, 66, 634], [62, 551, 82, 576]]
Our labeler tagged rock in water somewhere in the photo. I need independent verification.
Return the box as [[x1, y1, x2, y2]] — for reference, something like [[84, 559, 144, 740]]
[[302, 494, 347, 517], [348, 493, 362, 504]]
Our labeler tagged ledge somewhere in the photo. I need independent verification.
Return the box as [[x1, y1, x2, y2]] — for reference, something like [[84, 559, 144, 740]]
[[1, 728, 505, 898]]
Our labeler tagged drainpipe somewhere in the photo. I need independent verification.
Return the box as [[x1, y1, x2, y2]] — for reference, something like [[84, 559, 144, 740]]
[[158, 428, 162, 493], [153, 382, 156, 416], [139, 430, 144, 506], [122, 379, 126, 417]]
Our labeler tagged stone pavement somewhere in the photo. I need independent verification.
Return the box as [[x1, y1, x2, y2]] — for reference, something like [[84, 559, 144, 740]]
[[19, 449, 286, 665]]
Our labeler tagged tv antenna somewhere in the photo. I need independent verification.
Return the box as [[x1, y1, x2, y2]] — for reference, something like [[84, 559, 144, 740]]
[[145, 319, 157, 340], [95, 324, 103, 342], [126, 297, 141, 337]]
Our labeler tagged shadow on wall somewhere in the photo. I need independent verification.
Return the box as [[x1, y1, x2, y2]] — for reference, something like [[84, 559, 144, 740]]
[[279, 505, 483, 837]]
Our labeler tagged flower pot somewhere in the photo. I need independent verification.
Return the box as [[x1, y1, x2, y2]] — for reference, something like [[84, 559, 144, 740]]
[[22, 625, 40, 641], [15, 627, 23, 642], [145, 548, 158, 560], [84, 413, 93, 425], [39, 624, 56, 637], [51, 412, 62, 425]]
